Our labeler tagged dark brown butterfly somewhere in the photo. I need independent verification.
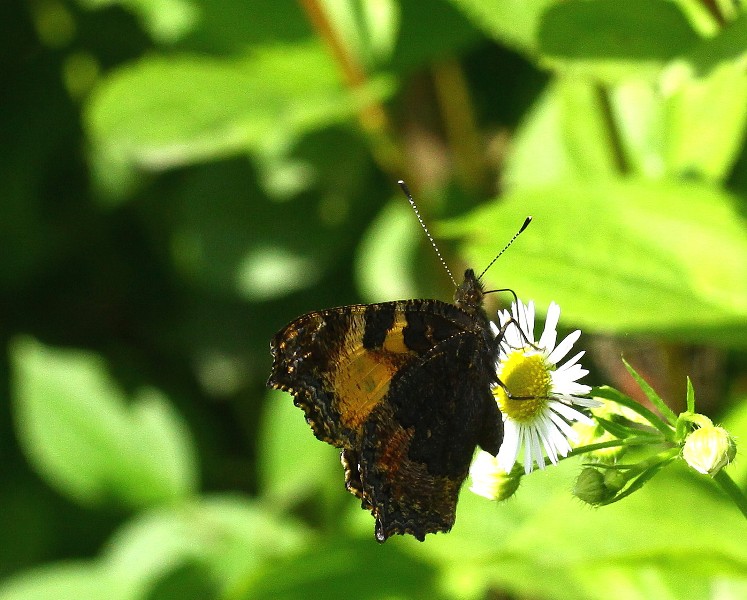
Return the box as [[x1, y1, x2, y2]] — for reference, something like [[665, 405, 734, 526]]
[[268, 182, 530, 541]]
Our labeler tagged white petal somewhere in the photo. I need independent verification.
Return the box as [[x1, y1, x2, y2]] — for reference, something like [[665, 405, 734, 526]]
[[538, 302, 560, 351], [497, 421, 520, 471], [549, 400, 594, 425], [544, 415, 573, 457], [536, 416, 559, 464], [523, 301, 536, 341], [551, 368, 589, 392], [563, 395, 600, 408], [548, 408, 580, 442], [553, 364, 589, 383], [526, 427, 544, 472], [556, 350, 585, 371], [555, 379, 593, 396], [547, 329, 581, 364]]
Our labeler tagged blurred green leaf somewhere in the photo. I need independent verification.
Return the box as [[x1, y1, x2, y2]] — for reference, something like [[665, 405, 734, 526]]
[[538, 0, 700, 81], [257, 389, 341, 508], [84, 41, 393, 200], [660, 58, 747, 181], [323, 0, 400, 69], [131, 387, 199, 500], [77, 0, 200, 43], [244, 538, 443, 600], [509, 66, 747, 185], [355, 198, 422, 302], [144, 561, 218, 600], [181, 0, 312, 53], [384, 0, 483, 72], [447, 0, 557, 54], [504, 78, 620, 187], [11, 337, 198, 508], [439, 179, 747, 342], [0, 563, 127, 600], [722, 395, 747, 486], [686, 11, 747, 75], [103, 495, 310, 598], [145, 155, 376, 304]]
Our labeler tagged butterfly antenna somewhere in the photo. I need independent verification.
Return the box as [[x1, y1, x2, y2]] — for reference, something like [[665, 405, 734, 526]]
[[477, 216, 532, 280], [398, 180, 457, 287]]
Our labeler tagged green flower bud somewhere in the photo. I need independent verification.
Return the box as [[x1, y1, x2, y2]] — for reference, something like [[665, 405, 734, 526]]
[[682, 425, 736, 477], [603, 469, 627, 493], [574, 468, 615, 506]]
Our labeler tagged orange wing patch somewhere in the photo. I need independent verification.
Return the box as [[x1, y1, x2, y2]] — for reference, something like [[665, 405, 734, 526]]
[[329, 311, 414, 432]]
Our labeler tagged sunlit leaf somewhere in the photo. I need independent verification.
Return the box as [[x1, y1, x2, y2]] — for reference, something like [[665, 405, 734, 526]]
[[11, 337, 198, 508], [504, 78, 620, 187], [439, 179, 747, 343], [447, 0, 557, 54], [538, 0, 700, 81], [0, 563, 126, 600], [103, 496, 310, 598], [85, 41, 393, 200]]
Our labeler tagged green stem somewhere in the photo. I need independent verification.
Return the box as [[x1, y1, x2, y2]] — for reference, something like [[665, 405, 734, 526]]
[[714, 470, 747, 520], [568, 435, 662, 458], [595, 83, 629, 175]]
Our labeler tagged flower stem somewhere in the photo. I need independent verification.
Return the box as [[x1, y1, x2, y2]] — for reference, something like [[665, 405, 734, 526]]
[[713, 470, 747, 520], [568, 435, 660, 457]]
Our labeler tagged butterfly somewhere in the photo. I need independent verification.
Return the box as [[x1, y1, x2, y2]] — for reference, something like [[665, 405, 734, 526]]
[[267, 181, 530, 542]]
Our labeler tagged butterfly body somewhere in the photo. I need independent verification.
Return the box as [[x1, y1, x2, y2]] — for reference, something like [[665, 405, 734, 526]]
[[268, 268, 503, 542]]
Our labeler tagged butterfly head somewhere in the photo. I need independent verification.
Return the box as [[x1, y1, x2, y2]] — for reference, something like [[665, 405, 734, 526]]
[[454, 269, 485, 315]]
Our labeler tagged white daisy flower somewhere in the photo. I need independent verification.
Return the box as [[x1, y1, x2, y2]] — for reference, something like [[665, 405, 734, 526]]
[[489, 300, 599, 474]]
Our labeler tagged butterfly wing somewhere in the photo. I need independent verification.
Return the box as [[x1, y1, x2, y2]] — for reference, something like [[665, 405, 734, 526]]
[[268, 299, 502, 541], [357, 327, 502, 541]]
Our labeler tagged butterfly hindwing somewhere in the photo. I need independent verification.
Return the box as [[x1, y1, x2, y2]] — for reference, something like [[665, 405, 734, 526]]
[[358, 331, 501, 541]]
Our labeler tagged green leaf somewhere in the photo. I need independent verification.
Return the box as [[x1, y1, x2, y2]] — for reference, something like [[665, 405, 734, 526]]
[[593, 386, 672, 438], [722, 394, 747, 486], [130, 388, 199, 501], [354, 199, 422, 303], [0, 563, 127, 600], [659, 57, 747, 181], [438, 179, 747, 344], [686, 11, 747, 76], [84, 42, 393, 200], [77, 0, 200, 43], [538, 0, 700, 81], [622, 359, 678, 424], [10, 337, 198, 508], [323, 0, 400, 69], [509, 63, 747, 185], [103, 496, 310, 598], [593, 415, 636, 440], [257, 389, 341, 505], [447, 0, 557, 54], [245, 539, 441, 600], [504, 78, 621, 187], [686, 376, 695, 413]]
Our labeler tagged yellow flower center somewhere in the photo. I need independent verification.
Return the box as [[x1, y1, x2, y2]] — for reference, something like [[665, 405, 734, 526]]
[[494, 349, 552, 423]]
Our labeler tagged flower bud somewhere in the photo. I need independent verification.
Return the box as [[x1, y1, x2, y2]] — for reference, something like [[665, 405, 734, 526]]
[[602, 469, 627, 493], [682, 425, 736, 477], [469, 451, 522, 501], [573, 468, 616, 506]]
